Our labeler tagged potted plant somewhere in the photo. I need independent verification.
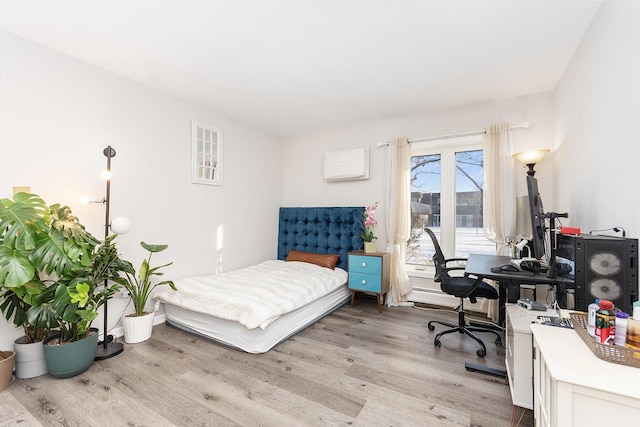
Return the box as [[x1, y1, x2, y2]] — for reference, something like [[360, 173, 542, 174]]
[[0, 349, 15, 391], [32, 234, 129, 378], [0, 192, 91, 377], [360, 202, 379, 253], [0, 192, 127, 378], [120, 242, 175, 343]]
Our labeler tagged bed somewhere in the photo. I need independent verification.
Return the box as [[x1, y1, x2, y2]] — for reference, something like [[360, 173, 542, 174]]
[[154, 206, 365, 353]]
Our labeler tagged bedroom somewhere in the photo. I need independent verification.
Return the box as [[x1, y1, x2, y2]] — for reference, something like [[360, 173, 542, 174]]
[[0, 0, 639, 424]]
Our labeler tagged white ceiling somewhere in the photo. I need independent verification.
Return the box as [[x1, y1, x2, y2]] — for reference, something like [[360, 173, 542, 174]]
[[0, 0, 602, 137]]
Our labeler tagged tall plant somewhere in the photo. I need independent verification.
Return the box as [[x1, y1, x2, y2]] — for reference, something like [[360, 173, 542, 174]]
[[0, 192, 128, 343], [0, 193, 97, 342]]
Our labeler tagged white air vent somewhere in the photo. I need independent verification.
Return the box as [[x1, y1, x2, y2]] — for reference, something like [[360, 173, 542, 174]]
[[323, 148, 369, 182]]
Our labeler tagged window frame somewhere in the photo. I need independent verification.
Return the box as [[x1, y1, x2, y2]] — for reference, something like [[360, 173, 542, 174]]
[[191, 120, 223, 186], [406, 134, 486, 275]]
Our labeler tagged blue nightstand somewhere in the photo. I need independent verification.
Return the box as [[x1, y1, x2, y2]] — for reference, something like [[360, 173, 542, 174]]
[[348, 251, 391, 312]]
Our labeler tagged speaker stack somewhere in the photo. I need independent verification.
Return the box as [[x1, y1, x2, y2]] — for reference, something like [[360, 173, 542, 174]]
[[556, 234, 638, 314]]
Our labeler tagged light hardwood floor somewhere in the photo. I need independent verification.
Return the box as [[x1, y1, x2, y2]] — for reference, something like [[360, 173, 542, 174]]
[[1, 297, 533, 426]]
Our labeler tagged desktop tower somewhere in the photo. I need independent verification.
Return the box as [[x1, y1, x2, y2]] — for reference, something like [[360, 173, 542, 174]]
[[556, 234, 638, 314]]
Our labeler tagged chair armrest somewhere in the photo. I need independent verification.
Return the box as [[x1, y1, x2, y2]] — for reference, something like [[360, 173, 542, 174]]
[[459, 276, 487, 299], [445, 257, 468, 263], [443, 258, 467, 275]]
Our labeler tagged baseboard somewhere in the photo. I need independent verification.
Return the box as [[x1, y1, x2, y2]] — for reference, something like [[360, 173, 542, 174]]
[[407, 289, 459, 308]]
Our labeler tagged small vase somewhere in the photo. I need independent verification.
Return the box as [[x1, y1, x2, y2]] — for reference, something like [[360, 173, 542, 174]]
[[364, 241, 376, 253]]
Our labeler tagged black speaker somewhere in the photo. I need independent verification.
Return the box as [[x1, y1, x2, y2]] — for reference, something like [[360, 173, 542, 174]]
[[556, 234, 638, 314]]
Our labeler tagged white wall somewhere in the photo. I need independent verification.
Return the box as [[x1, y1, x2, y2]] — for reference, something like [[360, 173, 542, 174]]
[[0, 32, 283, 349], [553, 0, 640, 237], [283, 92, 558, 249]]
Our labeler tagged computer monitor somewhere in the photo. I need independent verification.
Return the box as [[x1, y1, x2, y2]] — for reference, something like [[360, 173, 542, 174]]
[[526, 175, 546, 260]]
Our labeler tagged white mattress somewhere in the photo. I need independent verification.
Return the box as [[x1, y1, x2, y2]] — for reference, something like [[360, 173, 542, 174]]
[[154, 260, 350, 353], [163, 285, 350, 353]]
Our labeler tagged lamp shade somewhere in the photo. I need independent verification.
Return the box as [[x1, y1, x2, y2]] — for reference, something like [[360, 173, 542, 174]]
[[110, 216, 131, 235], [512, 149, 550, 165]]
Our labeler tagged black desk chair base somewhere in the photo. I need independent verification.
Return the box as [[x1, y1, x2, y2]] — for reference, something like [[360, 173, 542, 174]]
[[427, 300, 502, 358]]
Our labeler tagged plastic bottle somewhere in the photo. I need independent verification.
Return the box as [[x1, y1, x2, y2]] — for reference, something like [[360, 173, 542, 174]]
[[587, 298, 600, 337], [595, 299, 616, 345], [615, 312, 629, 346]]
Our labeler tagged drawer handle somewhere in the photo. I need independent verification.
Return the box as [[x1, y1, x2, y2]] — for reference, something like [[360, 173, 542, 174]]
[[361, 262, 367, 268], [361, 279, 367, 285]]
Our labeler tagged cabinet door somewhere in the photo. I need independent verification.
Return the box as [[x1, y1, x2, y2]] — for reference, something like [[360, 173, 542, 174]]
[[349, 272, 382, 292], [349, 255, 382, 275]]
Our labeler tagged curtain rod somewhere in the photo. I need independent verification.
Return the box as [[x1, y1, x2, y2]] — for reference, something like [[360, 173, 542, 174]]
[[377, 122, 530, 147]]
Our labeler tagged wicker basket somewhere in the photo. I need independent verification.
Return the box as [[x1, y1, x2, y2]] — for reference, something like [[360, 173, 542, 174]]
[[570, 312, 640, 368]]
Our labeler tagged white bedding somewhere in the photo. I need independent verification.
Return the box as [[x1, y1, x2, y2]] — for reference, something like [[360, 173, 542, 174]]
[[153, 260, 348, 330]]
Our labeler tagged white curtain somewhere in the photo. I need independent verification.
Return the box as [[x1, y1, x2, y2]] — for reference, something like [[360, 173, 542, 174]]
[[482, 124, 517, 321], [384, 138, 412, 306]]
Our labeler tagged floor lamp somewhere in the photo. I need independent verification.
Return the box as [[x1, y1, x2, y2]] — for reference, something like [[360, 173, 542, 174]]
[[94, 145, 128, 360]]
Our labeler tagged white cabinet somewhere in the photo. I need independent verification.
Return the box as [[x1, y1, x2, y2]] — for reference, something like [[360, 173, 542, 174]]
[[532, 323, 640, 426], [505, 304, 559, 409]]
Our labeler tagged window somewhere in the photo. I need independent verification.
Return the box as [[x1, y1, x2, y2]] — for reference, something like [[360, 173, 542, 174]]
[[407, 135, 495, 267], [192, 121, 223, 185]]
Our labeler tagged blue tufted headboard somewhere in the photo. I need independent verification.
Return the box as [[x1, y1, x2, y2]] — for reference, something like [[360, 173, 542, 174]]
[[278, 207, 365, 271]]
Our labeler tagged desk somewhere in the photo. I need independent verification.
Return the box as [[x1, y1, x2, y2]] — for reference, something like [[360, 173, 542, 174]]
[[532, 324, 640, 426], [465, 254, 574, 327]]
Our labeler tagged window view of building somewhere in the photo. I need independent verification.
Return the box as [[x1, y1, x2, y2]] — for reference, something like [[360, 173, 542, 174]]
[[407, 137, 495, 266]]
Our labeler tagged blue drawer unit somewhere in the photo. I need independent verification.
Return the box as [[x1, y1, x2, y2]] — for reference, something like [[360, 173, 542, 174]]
[[348, 251, 390, 313]]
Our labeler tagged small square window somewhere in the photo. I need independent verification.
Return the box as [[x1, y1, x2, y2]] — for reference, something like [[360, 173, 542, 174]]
[[191, 121, 223, 185]]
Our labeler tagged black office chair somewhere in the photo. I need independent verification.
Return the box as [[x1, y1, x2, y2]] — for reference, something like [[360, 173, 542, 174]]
[[424, 228, 502, 357]]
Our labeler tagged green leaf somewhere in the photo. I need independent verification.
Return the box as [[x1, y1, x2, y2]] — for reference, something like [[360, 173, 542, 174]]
[[0, 193, 48, 251], [68, 282, 91, 307], [0, 246, 35, 287], [140, 242, 168, 253]]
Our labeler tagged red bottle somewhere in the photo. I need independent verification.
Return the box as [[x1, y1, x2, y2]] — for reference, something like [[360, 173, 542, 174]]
[[595, 299, 616, 344]]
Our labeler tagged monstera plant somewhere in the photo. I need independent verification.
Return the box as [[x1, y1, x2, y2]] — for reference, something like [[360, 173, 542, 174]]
[[0, 192, 127, 343], [0, 192, 95, 342]]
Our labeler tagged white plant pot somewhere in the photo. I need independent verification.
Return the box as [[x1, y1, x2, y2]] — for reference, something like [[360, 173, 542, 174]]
[[123, 311, 155, 344], [14, 336, 48, 379]]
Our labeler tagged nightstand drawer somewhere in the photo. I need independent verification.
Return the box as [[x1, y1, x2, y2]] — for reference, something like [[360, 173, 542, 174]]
[[348, 255, 382, 275], [348, 272, 382, 292]]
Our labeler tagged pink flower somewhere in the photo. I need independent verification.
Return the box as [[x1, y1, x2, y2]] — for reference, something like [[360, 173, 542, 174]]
[[360, 202, 379, 242]]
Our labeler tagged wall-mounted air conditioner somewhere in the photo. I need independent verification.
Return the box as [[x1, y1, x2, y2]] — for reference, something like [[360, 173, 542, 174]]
[[323, 148, 369, 182]]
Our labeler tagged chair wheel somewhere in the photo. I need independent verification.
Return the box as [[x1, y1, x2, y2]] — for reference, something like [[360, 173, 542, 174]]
[[476, 349, 486, 358], [427, 324, 435, 331], [434, 339, 441, 348], [495, 337, 502, 346]]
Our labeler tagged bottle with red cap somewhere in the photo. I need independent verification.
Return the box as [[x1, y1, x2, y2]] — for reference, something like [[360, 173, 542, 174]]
[[595, 299, 616, 344]]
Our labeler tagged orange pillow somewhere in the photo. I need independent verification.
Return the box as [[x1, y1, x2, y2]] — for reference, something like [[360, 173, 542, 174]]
[[286, 250, 340, 270]]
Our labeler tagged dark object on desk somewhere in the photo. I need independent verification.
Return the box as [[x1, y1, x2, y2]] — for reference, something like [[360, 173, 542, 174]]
[[555, 262, 572, 276], [424, 228, 502, 358], [492, 264, 518, 273], [556, 233, 639, 315], [537, 315, 573, 329], [517, 298, 547, 311], [490, 264, 535, 276]]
